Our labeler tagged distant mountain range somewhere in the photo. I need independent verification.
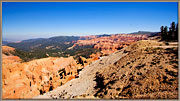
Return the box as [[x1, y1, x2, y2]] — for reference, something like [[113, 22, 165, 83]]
[[4, 34, 112, 51], [2, 41, 9, 46], [2, 32, 156, 43], [96, 34, 111, 37], [3, 32, 159, 50], [129, 31, 160, 36], [3, 36, 100, 61], [6, 36, 80, 51], [21, 38, 46, 43]]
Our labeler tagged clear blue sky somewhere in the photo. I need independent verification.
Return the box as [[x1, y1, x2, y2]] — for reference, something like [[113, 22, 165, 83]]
[[2, 2, 178, 41]]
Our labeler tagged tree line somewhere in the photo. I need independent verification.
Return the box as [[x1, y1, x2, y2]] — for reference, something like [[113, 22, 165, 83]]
[[160, 22, 178, 41]]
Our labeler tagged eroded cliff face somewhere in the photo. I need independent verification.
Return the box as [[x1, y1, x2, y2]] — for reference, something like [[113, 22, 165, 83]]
[[2, 56, 80, 99], [72, 34, 148, 55], [2, 46, 95, 99]]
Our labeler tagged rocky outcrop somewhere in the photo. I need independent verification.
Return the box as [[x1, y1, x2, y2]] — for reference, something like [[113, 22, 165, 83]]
[[89, 52, 102, 61], [72, 34, 148, 55], [2, 46, 22, 64], [2, 46, 16, 54], [2, 56, 82, 99]]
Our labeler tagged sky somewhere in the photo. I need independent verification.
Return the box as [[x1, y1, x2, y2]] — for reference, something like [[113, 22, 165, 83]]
[[2, 2, 178, 41]]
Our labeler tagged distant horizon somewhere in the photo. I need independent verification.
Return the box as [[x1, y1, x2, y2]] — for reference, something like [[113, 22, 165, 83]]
[[2, 2, 178, 42], [2, 30, 160, 42]]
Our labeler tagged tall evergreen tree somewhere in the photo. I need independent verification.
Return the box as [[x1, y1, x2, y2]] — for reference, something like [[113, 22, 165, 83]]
[[169, 27, 172, 40], [161, 22, 178, 41], [171, 22, 176, 40], [160, 26, 164, 40], [164, 26, 168, 40], [175, 23, 178, 40]]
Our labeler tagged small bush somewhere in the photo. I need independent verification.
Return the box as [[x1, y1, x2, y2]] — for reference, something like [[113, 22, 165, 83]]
[[94, 72, 105, 89]]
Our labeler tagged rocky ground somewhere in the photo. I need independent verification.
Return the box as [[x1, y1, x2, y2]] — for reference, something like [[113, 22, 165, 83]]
[[34, 40, 178, 99], [93, 40, 178, 99]]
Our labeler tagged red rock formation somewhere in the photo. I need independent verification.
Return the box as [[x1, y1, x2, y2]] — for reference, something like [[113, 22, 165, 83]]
[[2, 46, 22, 64], [90, 52, 102, 60], [2, 46, 88, 99], [72, 34, 148, 55], [2, 56, 82, 99]]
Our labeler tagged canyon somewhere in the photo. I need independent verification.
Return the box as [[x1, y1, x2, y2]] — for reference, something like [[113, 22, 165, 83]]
[[2, 34, 178, 99], [2, 43, 102, 99], [2, 46, 96, 99]]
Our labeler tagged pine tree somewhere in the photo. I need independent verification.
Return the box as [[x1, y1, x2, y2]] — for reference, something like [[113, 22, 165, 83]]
[[160, 26, 164, 40], [169, 27, 172, 40], [175, 23, 178, 40], [171, 22, 176, 40], [161, 22, 178, 41], [164, 26, 168, 40]]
